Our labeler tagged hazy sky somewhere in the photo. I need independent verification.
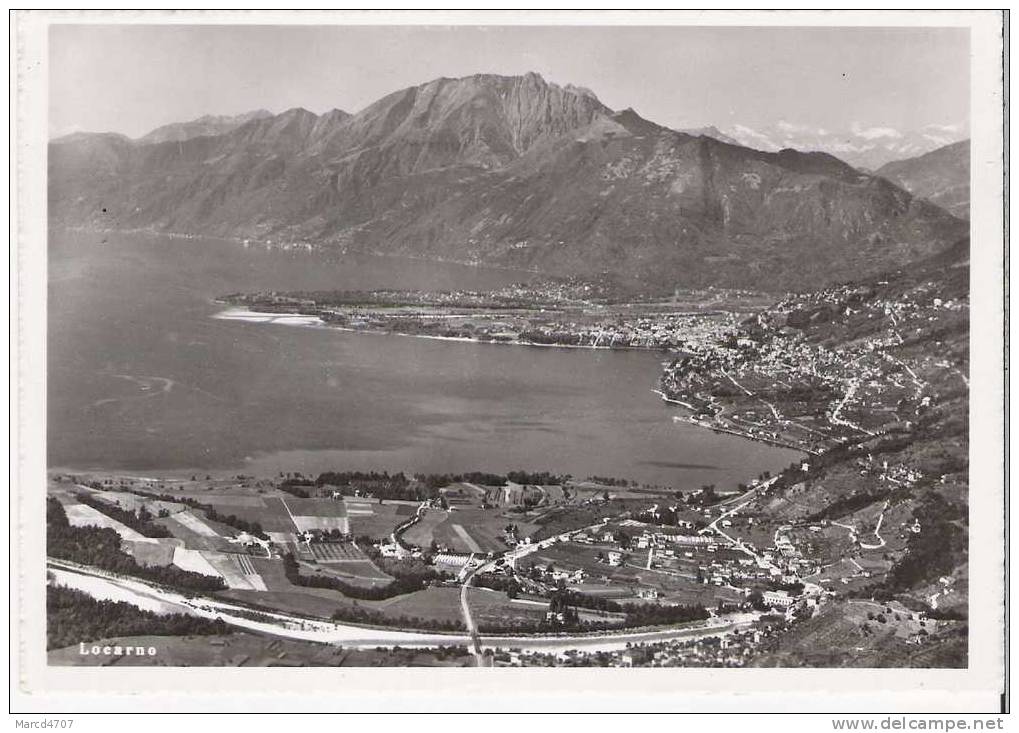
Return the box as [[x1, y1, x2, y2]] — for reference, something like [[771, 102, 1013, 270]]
[[49, 24, 970, 139]]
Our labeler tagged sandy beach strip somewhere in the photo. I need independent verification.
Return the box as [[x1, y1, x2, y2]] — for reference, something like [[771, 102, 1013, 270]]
[[212, 307, 324, 327]]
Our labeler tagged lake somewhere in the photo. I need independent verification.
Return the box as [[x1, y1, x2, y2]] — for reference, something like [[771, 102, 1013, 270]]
[[48, 229, 800, 490]]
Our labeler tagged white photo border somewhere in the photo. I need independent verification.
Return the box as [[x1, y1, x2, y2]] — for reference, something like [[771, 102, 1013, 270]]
[[11, 8, 1007, 713]]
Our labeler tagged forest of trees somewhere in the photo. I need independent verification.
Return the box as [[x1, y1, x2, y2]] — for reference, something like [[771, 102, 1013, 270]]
[[621, 602, 710, 627], [276, 479, 313, 498], [804, 490, 888, 523], [545, 591, 709, 628], [362, 548, 450, 585], [685, 485, 721, 507], [506, 471, 568, 486], [586, 475, 632, 487], [883, 495, 966, 595], [415, 472, 507, 491], [554, 589, 623, 613], [47, 584, 228, 650], [314, 470, 432, 501], [516, 329, 584, 347], [329, 603, 466, 633], [769, 579, 806, 596], [47, 498, 226, 592], [472, 573, 521, 598]]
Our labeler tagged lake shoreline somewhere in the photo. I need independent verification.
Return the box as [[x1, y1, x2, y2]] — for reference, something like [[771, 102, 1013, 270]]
[[213, 306, 676, 353], [49, 228, 802, 489]]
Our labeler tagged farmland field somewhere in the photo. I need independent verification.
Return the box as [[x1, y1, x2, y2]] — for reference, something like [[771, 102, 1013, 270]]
[[202, 551, 268, 590], [451, 524, 483, 552], [78, 489, 184, 517], [172, 510, 221, 538], [281, 497, 347, 515], [206, 497, 298, 533], [466, 587, 549, 628], [126, 539, 179, 567], [247, 557, 302, 592], [171, 547, 222, 578], [341, 501, 408, 539], [291, 515, 349, 533], [160, 492, 270, 508], [401, 508, 447, 547], [62, 501, 148, 542], [226, 558, 406, 617], [427, 508, 538, 554], [481, 483, 569, 507], [159, 512, 234, 552], [301, 551, 392, 588], [147, 491, 299, 534], [373, 586, 465, 625], [309, 542, 367, 562], [220, 577, 468, 627], [282, 497, 349, 533], [218, 587, 349, 619]]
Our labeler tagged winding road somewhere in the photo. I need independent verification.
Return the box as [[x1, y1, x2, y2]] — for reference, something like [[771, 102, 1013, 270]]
[[459, 565, 485, 666], [701, 478, 824, 598], [858, 502, 888, 550]]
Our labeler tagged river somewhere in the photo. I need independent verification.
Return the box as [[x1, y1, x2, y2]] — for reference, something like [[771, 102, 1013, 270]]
[[48, 562, 757, 654], [48, 229, 800, 489]]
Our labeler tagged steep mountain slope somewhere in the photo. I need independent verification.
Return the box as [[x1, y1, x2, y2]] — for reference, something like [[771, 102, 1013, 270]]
[[662, 239, 969, 664], [313, 73, 611, 170], [48, 73, 967, 291], [876, 140, 969, 219], [138, 109, 276, 144]]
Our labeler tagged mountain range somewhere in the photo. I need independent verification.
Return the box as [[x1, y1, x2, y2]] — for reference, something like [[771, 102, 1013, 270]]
[[49, 72, 968, 291], [136, 109, 277, 145], [684, 121, 969, 171]]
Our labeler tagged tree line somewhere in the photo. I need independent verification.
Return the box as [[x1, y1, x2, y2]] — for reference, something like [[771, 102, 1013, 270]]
[[73, 491, 173, 538], [803, 490, 888, 523], [329, 604, 466, 633], [317, 469, 569, 490]]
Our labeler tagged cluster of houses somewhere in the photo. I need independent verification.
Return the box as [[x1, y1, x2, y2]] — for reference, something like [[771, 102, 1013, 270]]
[[525, 562, 587, 585], [855, 454, 924, 492], [563, 519, 816, 608], [493, 620, 789, 668], [520, 310, 744, 352], [659, 271, 957, 456]]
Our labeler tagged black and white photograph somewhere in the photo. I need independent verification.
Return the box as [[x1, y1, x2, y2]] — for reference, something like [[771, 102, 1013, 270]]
[[10, 9, 1008, 715]]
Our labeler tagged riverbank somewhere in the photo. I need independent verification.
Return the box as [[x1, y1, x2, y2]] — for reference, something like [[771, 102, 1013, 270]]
[[47, 560, 755, 656]]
